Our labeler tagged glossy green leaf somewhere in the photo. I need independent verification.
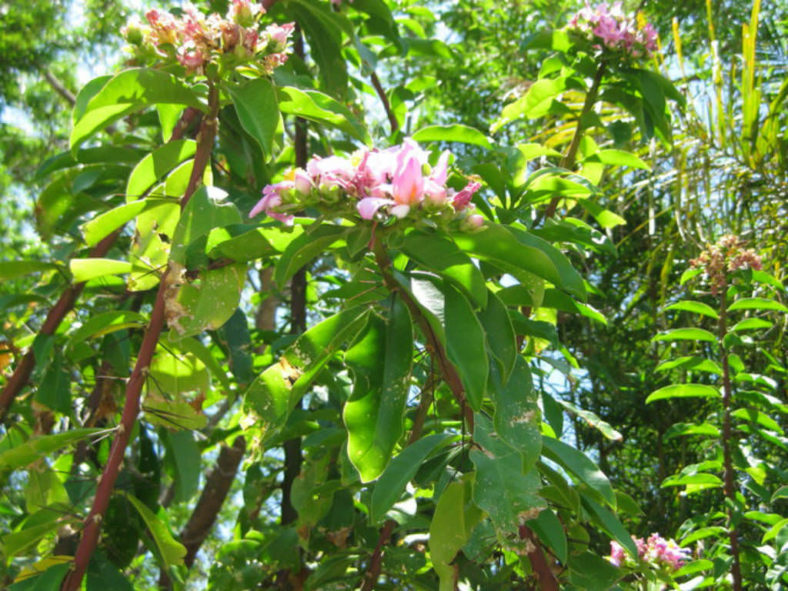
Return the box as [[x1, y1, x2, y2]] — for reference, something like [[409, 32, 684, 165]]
[[731, 318, 774, 331], [126, 140, 197, 202], [646, 384, 720, 403], [444, 284, 488, 410], [454, 223, 583, 299], [527, 509, 568, 563], [471, 415, 544, 532], [163, 430, 201, 503], [652, 327, 717, 343], [82, 198, 165, 247], [665, 300, 719, 319], [556, 398, 622, 441], [584, 149, 651, 170], [655, 356, 722, 374], [728, 297, 788, 313], [429, 478, 483, 591], [663, 422, 721, 440], [243, 308, 367, 442], [0, 261, 60, 281], [0, 429, 104, 471], [143, 398, 207, 431], [68, 311, 147, 345], [344, 298, 413, 482], [583, 496, 638, 558], [491, 77, 565, 132], [568, 551, 621, 591], [278, 87, 370, 144], [147, 346, 210, 397], [478, 290, 517, 382], [732, 408, 782, 432], [35, 354, 71, 414], [71, 69, 204, 151], [122, 492, 186, 567], [70, 258, 131, 283], [370, 433, 454, 523], [491, 359, 541, 471], [169, 186, 242, 266], [9, 563, 70, 590], [400, 232, 487, 308], [274, 224, 349, 288], [227, 78, 279, 159], [412, 124, 492, 149], [541, 436, 615, 506], [661, 473, 723, 488]]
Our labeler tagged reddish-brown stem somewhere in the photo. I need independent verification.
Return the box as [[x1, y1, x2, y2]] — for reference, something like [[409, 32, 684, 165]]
[[371, 237, 473, 429], [543, 62, 607, 220], [519, 525, 559, 591], [718, 284, 743, 591], [61, 83, 219, 591], [0, 103, 201, 424], [370, 71, 399, 135], [360, 519, 397, 591], [0, 229, 120, 422]]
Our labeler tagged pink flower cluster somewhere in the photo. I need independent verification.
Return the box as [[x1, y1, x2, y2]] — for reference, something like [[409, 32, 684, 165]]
[[121, 1, 294, 74], [690, 235, 762, 295], [567, 2, 657, 59], [250, 139, 484, 228], [609, 534, 691, 571]]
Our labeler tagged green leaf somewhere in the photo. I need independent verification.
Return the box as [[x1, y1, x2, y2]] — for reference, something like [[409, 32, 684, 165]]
[[762, 518, 788, 543], [278, 87, 370, 144], [661, 473, 723, 488], [444, 284, 488, 410], [122, 492, 186, 567], [126, 140, 197, 202], [411, 124, 492, 149], [491, 77, 566, 132], [227, 78, 279, 159], [652, 327, 717, 343], [143, 398, 207, 431], [82, 199, 165, 247], [584, 149, 651, 170], [541, 436, 615, 506], [9, 563, 70, 590], [147, 346, 210, 397], [429, 478, 483, 591], [35, 354, 71, 414], [0, 429, 104, 471], [665, 300, 719, 319], [680, 526, 727, 545], [169, 186, 242, 267], [370, 433, 454, 523], [582, 496, 638, 559], [646, 384, 720, 404], [471, 415, 544, 532], [0, 261, 60, 281], [728, 297, 788, 313], [70, 258, 131, 283], [491, 359, 541, 471], [274, 224, 349, 288], [68, 311, 147, 346], [656, 356, 722, 374], [528, 510, 568, 563], [568, 551, 621, 591], [731, 318, 773, 331], [344, 298, 413, 482], [478, 290, 517, 382], [243, 308, 367, 442], [400, 232, 487, 308], [663, 422, 721, 440], [509, 228, 586, 300], [680, 268, 703, 285], [71, 69, 204, 151], [163, 430, 201, 503], [454, 223, 583, 299], [556, 398, 622, 441]]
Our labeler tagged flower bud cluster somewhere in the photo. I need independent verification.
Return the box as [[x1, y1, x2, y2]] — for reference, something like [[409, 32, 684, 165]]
[[121, 1, 294, 75], [250, 139, 484, 230], [609, 534, 691, 571], [567, 2, 657, 59], [690, 234, 762, 295]]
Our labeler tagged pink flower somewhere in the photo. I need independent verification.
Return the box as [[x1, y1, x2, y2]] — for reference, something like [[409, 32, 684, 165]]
[[267, 22, 295, 49], [250, 181, 294, 225], [608, 541, 625, 567], [357, 197, 395, 220], [177, 44, 208, 70], [452, 181, 481, 211], [392, 155, 424, 205]]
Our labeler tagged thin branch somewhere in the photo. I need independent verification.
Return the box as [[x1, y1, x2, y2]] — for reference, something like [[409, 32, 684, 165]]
[[519, 525, 559, 591], [41, 68, 76, 106], [370, 71, 399, 134], [61, 83, 220, 591], [718, 284, 743, 591]]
